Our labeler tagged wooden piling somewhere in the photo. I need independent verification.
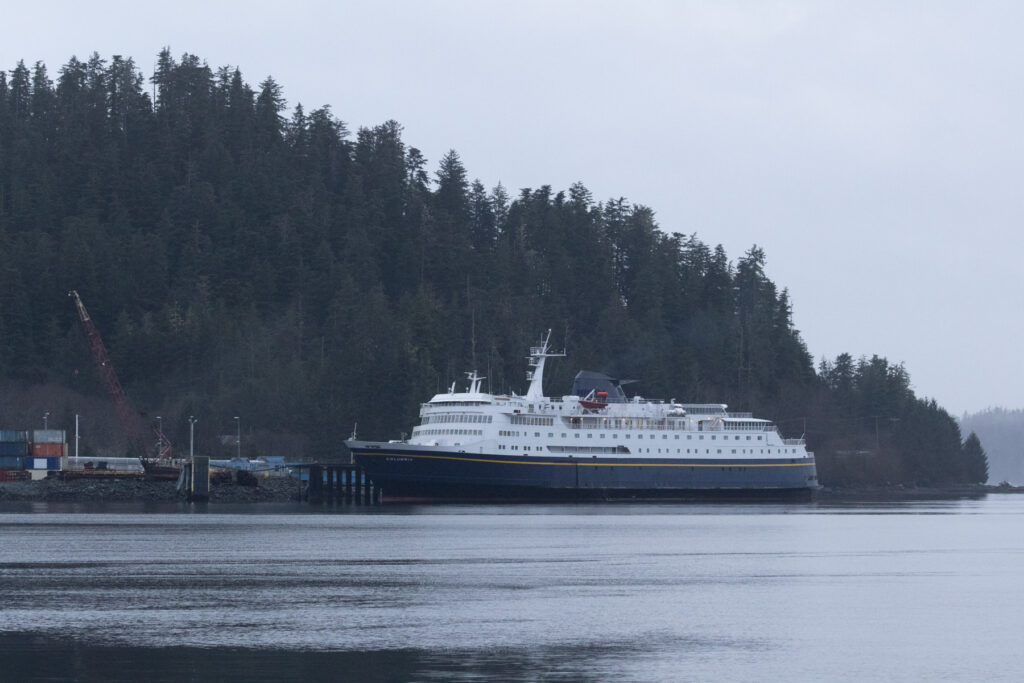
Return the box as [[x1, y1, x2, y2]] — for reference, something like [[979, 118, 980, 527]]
[[325, 466, 335, 499], [190, 456, 210, 502], [308, 464, 323, 503]]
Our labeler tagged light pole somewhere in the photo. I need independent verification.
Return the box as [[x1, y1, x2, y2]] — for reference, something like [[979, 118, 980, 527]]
[[43, 412, 49, 429], [234, 416, 241, 461], [189, 416, 197, 462], [156, 416, 163, 458]]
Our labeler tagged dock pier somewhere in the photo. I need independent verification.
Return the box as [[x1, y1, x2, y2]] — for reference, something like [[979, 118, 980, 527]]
[[305, 464, 378, 505]]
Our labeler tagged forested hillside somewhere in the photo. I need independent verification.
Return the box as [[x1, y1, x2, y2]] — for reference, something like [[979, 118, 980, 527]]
[[0, 51, 986, 485]]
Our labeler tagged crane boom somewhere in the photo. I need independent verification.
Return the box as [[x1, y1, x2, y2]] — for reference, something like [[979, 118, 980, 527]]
[[68, 290, 178, 462]]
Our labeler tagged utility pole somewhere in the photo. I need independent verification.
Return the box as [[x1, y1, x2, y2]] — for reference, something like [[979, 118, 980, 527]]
[[234, 416, 241, 461], [189, 416, 197, 462], [43, 412, 49, 429]]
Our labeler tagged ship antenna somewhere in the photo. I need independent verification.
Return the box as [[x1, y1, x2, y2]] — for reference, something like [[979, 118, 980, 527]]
[[350, 422, 358, 440]]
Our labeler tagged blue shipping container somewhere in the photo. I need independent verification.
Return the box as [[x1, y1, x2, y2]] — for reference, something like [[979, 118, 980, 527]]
[[0, 442, 29, 456], [0, 455, 24, 469], [23, 456, 61, 470], [0, 430, 29, 443]]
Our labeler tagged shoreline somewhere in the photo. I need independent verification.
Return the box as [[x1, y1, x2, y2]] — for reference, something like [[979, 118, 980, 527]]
[[814, 483, 1017, 502], [0, 475, 302, 503], [2, 477, 1021, 505]]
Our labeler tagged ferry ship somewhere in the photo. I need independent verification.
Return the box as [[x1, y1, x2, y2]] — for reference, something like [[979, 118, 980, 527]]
[[346, 332, 818, 501]]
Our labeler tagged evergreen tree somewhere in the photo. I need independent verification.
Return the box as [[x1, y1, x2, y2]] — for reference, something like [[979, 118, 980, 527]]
[[961, 432, 989, 484]]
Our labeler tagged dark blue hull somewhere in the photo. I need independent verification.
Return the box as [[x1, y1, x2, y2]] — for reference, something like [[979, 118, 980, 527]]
[[347, 442, 818, 502]]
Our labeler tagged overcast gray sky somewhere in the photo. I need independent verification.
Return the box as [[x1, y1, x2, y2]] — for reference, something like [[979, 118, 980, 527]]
[[6, 1, 1022, 416]]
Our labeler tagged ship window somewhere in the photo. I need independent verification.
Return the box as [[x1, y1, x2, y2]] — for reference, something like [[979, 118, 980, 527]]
[[746, 436, 751, 440], [717, 449, 722, 454], [711, 436, 715, 440], [663, 435, 667, 439], [548, 433, 553, 437], [625, 434, 630, 439], [575, 434, 580, 439], [735, 436, 740, 440], [675, 435, 679, 439], [562, 433, 566, 438], [600, 434, 605, 438], [535, 432, 540, 437], [732, 449, 736, 454], [757, 435, 761, 440]]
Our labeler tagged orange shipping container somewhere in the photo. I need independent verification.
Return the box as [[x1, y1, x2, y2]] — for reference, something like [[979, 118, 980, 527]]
[[32, 442, 67, 457]]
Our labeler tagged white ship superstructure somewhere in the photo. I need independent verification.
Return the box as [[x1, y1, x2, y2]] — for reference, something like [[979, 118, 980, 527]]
[[408, 333, 807, 462]]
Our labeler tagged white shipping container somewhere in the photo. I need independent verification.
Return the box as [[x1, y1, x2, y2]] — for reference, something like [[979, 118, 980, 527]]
[[32, 430, 66, 444]]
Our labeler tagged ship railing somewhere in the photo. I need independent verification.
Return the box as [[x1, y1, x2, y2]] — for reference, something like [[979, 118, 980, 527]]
[[783, 438, 806, 446], [727, 412, 753, 418], [563, 421, 778, 433]]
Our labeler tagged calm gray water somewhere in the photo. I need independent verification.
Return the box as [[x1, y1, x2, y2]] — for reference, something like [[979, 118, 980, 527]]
[[1, 496, 1022, 682]]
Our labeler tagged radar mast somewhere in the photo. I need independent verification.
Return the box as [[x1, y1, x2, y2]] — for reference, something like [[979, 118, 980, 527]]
[[525, 330, 565, 400]]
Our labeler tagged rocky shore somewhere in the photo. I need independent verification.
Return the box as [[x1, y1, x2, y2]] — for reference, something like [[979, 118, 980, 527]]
[[817, 483, 1023, 501], [0, 474, 303, 503]]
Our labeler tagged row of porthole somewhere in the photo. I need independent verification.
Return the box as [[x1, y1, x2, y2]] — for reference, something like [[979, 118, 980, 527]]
[[414, 428, 483, 436]]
